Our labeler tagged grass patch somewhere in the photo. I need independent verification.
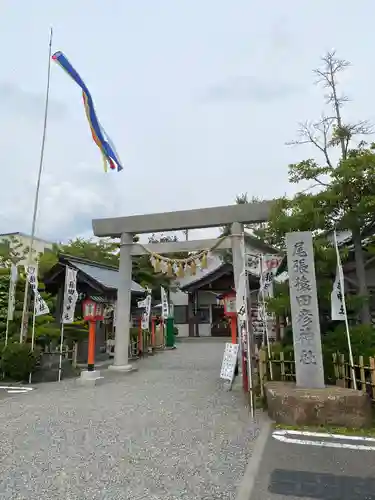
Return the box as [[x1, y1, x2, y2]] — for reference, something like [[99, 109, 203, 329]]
[[274, 423, 375, 438]]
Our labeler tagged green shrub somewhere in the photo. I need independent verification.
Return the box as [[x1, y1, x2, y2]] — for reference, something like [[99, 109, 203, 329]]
[[322, 323, 375, 358], [63, 321, 89, 343], [271, 323, 375, 384], [1, 342, 41, 381], [130, 327, 139, 342]]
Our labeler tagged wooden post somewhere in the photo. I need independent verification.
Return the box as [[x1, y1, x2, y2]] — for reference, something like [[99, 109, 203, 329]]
[[369, 357, 375, 401], [138, 317, 143, 356], [339, 353, 346, 386], [72, 341, 78, 368], [87, 320, 96, 371], [151, 317, 156, 347], [280, 351, 285, 381], [332, 353, 339, 381], [359, 355, 366, 393], [259, 349, 267, 398]]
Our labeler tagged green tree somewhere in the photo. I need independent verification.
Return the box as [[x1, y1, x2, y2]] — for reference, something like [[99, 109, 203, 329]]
[[38, 238, 121, 278], [258, 51, 375, 325], [38, 235, 177, 295], [0, 235, 30, 266], [0, 267, 57, 343]]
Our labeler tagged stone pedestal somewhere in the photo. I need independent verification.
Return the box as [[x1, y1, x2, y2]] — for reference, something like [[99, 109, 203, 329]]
[[77, 370, 103, 386], [108, 364, 136, 373], [265, 381, 372, 428]]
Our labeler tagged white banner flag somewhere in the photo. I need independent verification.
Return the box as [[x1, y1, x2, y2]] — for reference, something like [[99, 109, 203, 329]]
[[331, 234, 346, 322], [138, 293, 152, 330], [25, 264, 38, 292], [161, 286, 169, 320], [236, 270, 247, 320], [259, 255, 282, 298], [7, 264, 18, 321], [62, 267, 78, 324], [25, 263, 50, 317], [34, 290, 50, 316], [331, 267, 345, 320]]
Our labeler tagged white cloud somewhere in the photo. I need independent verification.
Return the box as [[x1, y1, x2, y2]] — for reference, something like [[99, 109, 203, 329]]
[[0, 83, 122, 241]]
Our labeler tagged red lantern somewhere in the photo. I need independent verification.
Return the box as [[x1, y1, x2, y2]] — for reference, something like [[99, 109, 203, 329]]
[[223, 292, 237, 317], [82, 298, 104, 371], [82, 298, 104, 321]]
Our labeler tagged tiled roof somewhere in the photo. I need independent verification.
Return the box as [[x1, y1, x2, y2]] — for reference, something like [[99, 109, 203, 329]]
[[65, 258, 144, 293]]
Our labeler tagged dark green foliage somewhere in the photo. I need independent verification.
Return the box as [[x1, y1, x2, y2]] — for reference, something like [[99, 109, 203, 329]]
[[276, 323, 375, 384], [0, 268, 57, 344], [38, 236, 177, 295], [1, 343, 41, 381]]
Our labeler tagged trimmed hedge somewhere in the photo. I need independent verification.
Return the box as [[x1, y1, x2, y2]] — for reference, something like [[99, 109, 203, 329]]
[[1, 343, 41, 381]]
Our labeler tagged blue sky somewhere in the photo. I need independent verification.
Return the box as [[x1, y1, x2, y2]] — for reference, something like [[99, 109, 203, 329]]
[[1, 1, 374, 242]]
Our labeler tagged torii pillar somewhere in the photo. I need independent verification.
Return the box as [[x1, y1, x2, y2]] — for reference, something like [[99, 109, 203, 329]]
[[92, 202, 271, 371]]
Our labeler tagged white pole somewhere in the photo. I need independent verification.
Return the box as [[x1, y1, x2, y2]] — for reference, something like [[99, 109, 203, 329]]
[[333, 230, 357, 390], [20, 27, 53, 343], [260, 255, 273, 380], [28, 294, 37, 384], [5, 279, 12, 347], [58, 324, 64, 382]]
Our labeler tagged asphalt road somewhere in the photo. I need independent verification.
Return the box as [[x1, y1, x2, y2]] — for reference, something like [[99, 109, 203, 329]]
[[249, 427, 375, 500], [0, 384, 34, 400]]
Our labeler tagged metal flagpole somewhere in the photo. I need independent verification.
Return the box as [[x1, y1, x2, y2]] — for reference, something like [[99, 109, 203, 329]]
[[58, 324, 64, 382], [5, 285, 11, 346], [20, 27, 54, 343], [333, 230, 357, 390], [5, 264, 17, 346], [28, 296, 37, 384]]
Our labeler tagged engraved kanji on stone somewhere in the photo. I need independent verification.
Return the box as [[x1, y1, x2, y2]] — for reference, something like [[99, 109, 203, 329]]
[[296, 294, 312, 307], [293, 275, 311, 293], [300, 349, 317, 365], [297, 308, 314, 332], [293, 258, 309, 274], [293, 241, 307, 258]]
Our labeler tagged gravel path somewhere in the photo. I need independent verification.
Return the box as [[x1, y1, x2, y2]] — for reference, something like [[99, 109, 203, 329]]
[[0, 342, 261, 499]]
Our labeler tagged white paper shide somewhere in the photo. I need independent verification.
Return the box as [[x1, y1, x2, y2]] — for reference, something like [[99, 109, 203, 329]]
[[62, 267, 78, 324]]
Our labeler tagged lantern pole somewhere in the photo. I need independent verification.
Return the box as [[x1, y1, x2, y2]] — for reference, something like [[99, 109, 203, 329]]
[[87, 320, 96, 371]]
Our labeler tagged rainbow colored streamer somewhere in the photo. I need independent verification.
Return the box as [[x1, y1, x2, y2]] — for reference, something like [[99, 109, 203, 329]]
[[52, 51, 123, 172]]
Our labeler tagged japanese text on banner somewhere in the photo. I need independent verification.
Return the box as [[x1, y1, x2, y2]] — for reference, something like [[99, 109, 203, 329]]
[[62, 267, 78, 324], [25, 264, 50, 317], [161, 287, 169, 320], [138, 292, 152, 330]]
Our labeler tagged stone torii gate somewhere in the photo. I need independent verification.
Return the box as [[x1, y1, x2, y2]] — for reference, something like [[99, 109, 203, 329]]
[[92, 201, 272, 372]]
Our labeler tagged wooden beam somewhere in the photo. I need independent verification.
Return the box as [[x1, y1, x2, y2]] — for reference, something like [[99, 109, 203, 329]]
[[92, 201, 273, 237], [130, 237, 232, 256]]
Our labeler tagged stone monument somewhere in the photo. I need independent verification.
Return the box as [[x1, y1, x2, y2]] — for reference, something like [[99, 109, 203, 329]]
[[265, 230, 372, 427]]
